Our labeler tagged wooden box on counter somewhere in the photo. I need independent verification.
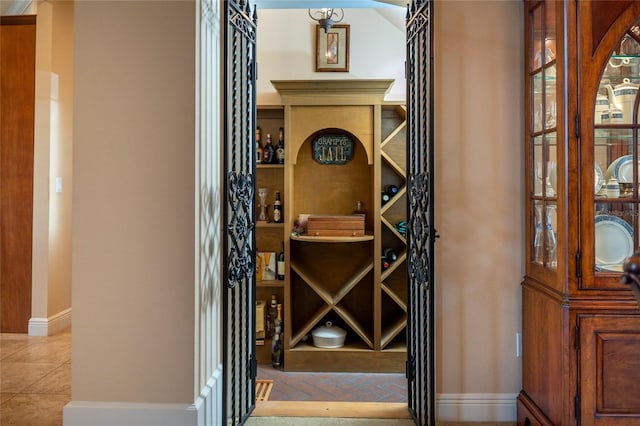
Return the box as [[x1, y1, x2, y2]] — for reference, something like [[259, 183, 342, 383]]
[[306, 214, 365, 237]]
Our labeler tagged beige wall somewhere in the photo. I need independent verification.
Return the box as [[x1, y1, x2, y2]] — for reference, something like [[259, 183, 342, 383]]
[[32, 0, 74, 322], [434, 0, 524, 395], [258, 1, 524, 396], [72, 1, 196, 402], [66, 0, 522, 420], [256, 8, 406, 104]]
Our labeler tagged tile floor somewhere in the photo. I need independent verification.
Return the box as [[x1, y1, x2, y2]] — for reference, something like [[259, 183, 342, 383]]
[[0, 330, 515, 425], [0, 328, 71, 425]]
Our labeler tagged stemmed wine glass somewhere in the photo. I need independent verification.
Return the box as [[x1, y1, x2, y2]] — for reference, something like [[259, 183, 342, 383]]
[[545, 204, 557, 268], [258, 187, 270, 222]]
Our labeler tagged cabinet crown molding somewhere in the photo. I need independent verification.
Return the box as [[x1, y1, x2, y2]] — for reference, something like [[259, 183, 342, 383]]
[[271, 79, 394, 105]]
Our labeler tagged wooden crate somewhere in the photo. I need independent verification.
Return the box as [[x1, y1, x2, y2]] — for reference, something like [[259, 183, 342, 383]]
[[306, 214, 365, 237]]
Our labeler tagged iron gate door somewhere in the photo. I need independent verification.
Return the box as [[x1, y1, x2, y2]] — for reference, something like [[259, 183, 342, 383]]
[[406, 1, 436, 425], [222, 1, 258, 424]]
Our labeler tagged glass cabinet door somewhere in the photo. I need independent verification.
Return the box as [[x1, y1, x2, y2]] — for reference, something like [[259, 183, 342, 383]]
[[528, 1, 558, 273], [593, 22, 640, 278]]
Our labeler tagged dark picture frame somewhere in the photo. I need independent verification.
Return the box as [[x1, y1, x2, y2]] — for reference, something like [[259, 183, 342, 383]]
[[315, 24, 350, 72]]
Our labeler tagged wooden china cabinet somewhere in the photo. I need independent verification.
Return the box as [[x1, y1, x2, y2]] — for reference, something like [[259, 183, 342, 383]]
[[520, 1, 640, 424]]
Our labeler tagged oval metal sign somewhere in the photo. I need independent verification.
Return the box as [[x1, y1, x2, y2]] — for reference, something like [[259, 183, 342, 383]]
[[312, 134, 353, 165]]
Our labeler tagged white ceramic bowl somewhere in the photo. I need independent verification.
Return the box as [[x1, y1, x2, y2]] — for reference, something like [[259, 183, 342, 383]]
[[311, 321, 346, 348]]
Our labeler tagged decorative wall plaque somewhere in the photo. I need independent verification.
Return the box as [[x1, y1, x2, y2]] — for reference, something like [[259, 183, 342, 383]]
[[312, 134, 353, 165]]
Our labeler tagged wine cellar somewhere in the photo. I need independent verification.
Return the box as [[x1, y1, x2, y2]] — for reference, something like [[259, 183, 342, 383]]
[[255, 79, 407, 373]]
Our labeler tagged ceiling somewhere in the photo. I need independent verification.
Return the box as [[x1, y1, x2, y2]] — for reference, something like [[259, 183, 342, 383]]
[[0, 0, 405, 15], [254, 0, 406, 9]]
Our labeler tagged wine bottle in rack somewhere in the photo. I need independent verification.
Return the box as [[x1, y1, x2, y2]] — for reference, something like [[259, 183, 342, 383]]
[[381, 192, 391, 206], [273, 191, 283, 223], [263, 133, 275, 164], [266, 294, 277, 338], [382, 256, 391, 271], [276, 127, 285, 164], [271, 304, 283, 368], [385, 184, 399, 197], [384, 248, 398, 263], [277, 241, 285, 281], [256, 127, 263, 164]]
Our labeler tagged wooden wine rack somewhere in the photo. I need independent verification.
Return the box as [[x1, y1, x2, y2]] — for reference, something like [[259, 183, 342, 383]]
[[258, 80, 407, 372]]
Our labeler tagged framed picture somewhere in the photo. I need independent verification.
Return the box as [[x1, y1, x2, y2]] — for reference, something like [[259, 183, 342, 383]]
[[315, 24, 349, 72]]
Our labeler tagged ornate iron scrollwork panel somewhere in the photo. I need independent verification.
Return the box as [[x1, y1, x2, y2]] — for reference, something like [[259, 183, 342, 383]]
[[406, 1, 435, 425], [222, 1, 258, 425]]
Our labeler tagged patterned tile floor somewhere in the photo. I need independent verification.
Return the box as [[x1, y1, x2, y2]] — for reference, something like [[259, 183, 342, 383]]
[[257, 365, 408, 402], [1, 331, 513, 425], [0, 329, 71, 425]]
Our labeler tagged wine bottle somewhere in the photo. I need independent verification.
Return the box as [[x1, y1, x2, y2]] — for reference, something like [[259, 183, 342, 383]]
[[273, 191, 283, 223], [263, 133, 275, 164], [266, 295, 277, 339], [277, 241, 285, 280], [381, 192, 391, 205], [276, 127, 285, 164], [382, 256, 390, 271], [271, 304, 283, 368], [269, 131, 278, 164], [353, 200, 365, 216], [384, 248, 398, 263], [256, 127, 263, 164], [385, 184, 399, 196]]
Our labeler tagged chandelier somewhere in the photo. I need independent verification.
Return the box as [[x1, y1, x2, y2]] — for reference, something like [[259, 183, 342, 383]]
[[308, 8, 344, 33]]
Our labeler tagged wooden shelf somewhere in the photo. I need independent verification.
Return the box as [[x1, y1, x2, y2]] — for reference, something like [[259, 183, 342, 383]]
[[256, 222, 284, 229], [260, 92, 406, 373], [289, 341, 373, 352], [291, 233, 374, 243], [381, 151, 407, 179], [289, 261, 374, 348], [381, 316, 407, 349], [257, 279, 285, 288], [380, 189, 407, 215], [381, 282, 407, 311], [290, 263, 333, 305], [333, 305, 374, 349], [381, 119, 407, 150], [290, 305, 332, 347], [381, 217, 407, 243], [291, 261, 373, 304], [381, 252, 407, 280], [257, 164, 284, 169]]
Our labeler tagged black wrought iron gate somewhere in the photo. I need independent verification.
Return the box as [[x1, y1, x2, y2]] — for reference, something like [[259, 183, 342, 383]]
[[222, 1, 258, 424], [406, 1, 436, 425]]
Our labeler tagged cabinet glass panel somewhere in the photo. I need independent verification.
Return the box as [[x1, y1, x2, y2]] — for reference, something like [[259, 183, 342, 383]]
[[532, 72, 543, 132], [543, 2, 556, 65], [599, 25, 640, 126], [530, 4, 542, 71], [544, 65, 557, 129], [528, 0, 557, 272], [532, 201, 557, 268], [532, 134, 557, 198], [595, 202, 635, 273], [593, 21, 640, 274], [594, 129, 634, 200], [532, 135, 543, 196], [547, 132, 557, 198]]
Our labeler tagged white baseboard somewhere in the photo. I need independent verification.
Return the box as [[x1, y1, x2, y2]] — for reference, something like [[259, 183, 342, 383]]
[[28, 308, 72, 336], [436, 393, 518, 422], [193, 365, 223, 426], [63, 366, 223, 426]]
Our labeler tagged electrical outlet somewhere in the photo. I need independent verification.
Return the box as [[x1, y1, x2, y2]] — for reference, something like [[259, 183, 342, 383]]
[[516, 332, 522, 357]]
